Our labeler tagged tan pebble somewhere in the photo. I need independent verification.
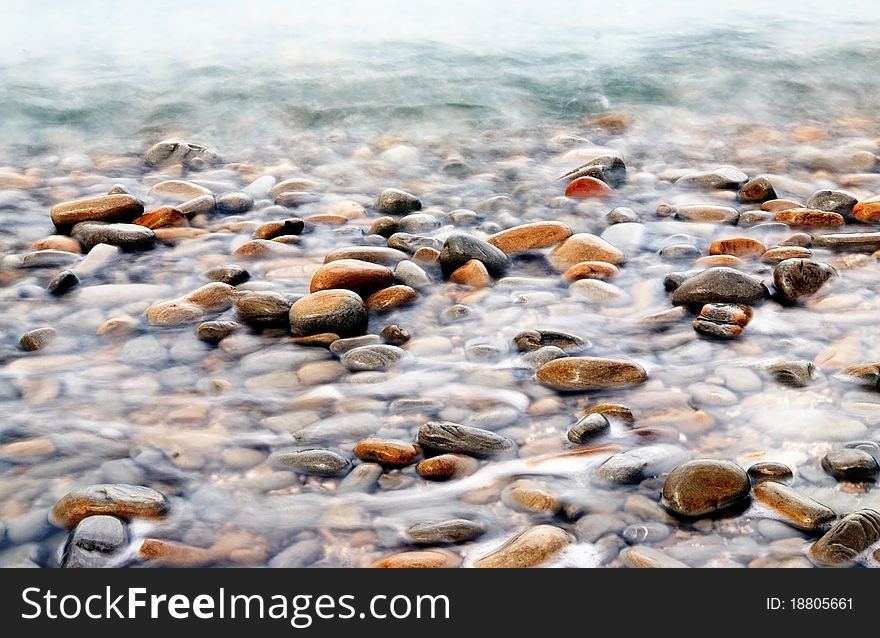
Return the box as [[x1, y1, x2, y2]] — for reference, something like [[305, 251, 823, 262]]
[[548, 233, 625, 271], [305, 213, 347, 225], [167, 404, 210, 424], [97, 316, 139, 336], [327, 200, 367, 219], [621, 546, 689, 568], [147, 179, 212, 200], [253, 218, 304, 239], [762, 246, 812, 263], [310, 259, 394, 296], [501, 481, 562, 515], [775, 208, 845, 227], [373, 549, 461, 568], [761, 198, 805, 212], [145, 301, 205, 326], [792, 125, 826, 142], [184, 282, 238, 312], [139, 539, 214, 567], [270, 178, 317, 199], [694, 254, 745, 268], [527, 396, 565, 416], [473, 525, 572, 568], [570, 278, 627, 302], [50, 194, 144, 231], [487, 221, 572, 254], [32, 235, 81, 253], [585, 113, 632, 133], [366, 285, 417, 313], [450, 259, 492, 288], [354, 438, 421, 466], [709, 237, 766, 258], [153, 227, 207, 241], [416, 453, 479, 480], [581, 402, 635, 423], [412, 247, 440, 265], [288, 333, 340, 348], [0, 437, 56, 460], [562, 260, 619, 282], [297, 360, 347, 385], [132, 206, 188, 229]]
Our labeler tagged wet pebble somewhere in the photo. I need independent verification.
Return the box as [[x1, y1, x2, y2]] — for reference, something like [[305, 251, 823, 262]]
[[61, 515, 127, 568], [195, 320, 242, 344], [766, 360, 817, 387], [675, 166, 747, 189], [310, 259, 394, 297], [520, 345, 567, 369], [254, 218, 304, 239], [71, 221, 155, 251], [144, 139, 219, 168], [606, 207, 639, 224], [536, 356, 647, 391], [775, 208, 845, 227], [49, 484, 170, 528], [473, 524, 572, 568], [20, 249, 80, 269], [567, 413, 610, 444], [50, 194, 144, 232], [340, 344, 407, 371], [853, 196, 880, 223], [772, 258, 836, 302], [806, 190, 857, 217], [821, 449, 879, 482], [380, 323, 410, 345], [204, 264, 250, 286], [354, 438, 420, 467], [449, 259, 492, 288], [753, 481, 836, 532], [269, 448, 351, 477], [487, 221, 572, 254], [373, 549, 460, 568], [620, 546, 689, 568], [337, 463, 383, 494], [761, 246, 812, 263], [417, 422, 514, 457], [809, 509, 880, 566], [500, 480, 562, 515], [513, 330, 586, 353], [405, 519, 484, 545], [366, 284, 417, 313], [747, 462, 793, 484], [562, 261, 619, 282], [558, 154, 627, 188], [708, 237, 766, 258], [548, 233, 625, 270], [659, 244, 702, 261], [692, 303, 752, 339], [19, 327, 57, 352], [377, 188, 421, 215], [661, 460, 751, 518], [289, 290, 367, 337], [440, 233, 511, 278], [325, 246, 409, 266], [594, 445, 690, 484], [133, 206, 188, 229], [216, 191, 254, 213], [416, 453, 479, 481], [622, 522, 671, 544], [737, 176, 776, 203], [671, 267, 767, 307], [837, 364, 880, 389], [564, 175, 613, 198], [235, 291, 292, 327], [663, 204, 739, 224]]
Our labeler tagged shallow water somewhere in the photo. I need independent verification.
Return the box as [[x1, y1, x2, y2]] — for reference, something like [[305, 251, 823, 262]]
[[1, 1, 880, 568]]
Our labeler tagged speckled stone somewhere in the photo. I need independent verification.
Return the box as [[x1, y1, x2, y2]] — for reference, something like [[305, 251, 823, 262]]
[[738, 176, 777, 203], [772, 258, 836, 302], [19, 327, 57, 351], [417, 422, 514, 457], [289, 290, 368, 337], [204, 264, 250, 286], [536, 356, 647, 391], [405, 519, 484, 544], [416, 454, 479, 480], [708, 237, 766, 258], [47, 270, 80, 296], [473, 525, 572, 568], [144, 139, 220, 168], [376, 188, 422, 215], [373, 549, 460, 568], [747, 462, 793, 484], [62, 515, 128, 568], [671, 267, 767, 307], [775, 208, 845, 227], [821, 449, 879, 482], [809, 509, 880, 566], [692, 303, 752, 339], [661, 460, 751, 518], [49, 484, 170, 528], [753, 481, 836, 531], [567, 413, 610, 444], [806, 190, 857, 217], [269, 448, 351, 477], [340, 345, 407, 371]]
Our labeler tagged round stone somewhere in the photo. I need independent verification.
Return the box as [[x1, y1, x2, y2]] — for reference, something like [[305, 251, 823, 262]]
[[50, 194, 144, 232], [47, 270, 80, 296], [738, 176, 777, 203], [665, 205, 739, 224], [671, 267, 767, 307], [766, 360, 817, 387], [416, 454, 479, 480], [675, 167, 748, 189], [269, 449, 351, 477], [19, 327, 57, 352], [440, 233, 511, 278], [821, 449, 879, 482], [49, 484, 170, 528], [501, 482, 562, 515], [661, 460, 751, 518], [235, 291, 292, 327], [564, 176, 613, 198], [567, 413, 610, 444], [405, 519, 484, 544], [354, 438, 421, 467], [449, 259, 493, 288], [144, 139, 220, 168], [369, 216, 399, 237], [340, 344, 407, 371], [373, 550, 459, 568], [65, 515, 128, 554], [216, 191, 254, 214], [380, 324, 410, 345], [417, 422, 514, 457], [289, 290, 368, 338], [535, 356, 647, 391], [366, 285, 417, 313], [310, 259, 394, 296], [806, 189, 857, 216], [548, 233, 625, 271], [195, 320, 242, 344], [692, 303, 752, 339], [513, 330, 587, 353], [772, 258, 836, 303], [487, 221, 572, 254], [747, 462, 793, 484], [562, 261, 619, 282], [708, 237, 766, 258], [853, 196, 880, 223], [376, 188, 421, 215], [324, 246, 409, 266]]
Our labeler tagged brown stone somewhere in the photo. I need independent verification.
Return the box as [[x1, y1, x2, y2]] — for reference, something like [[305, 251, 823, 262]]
[[548, 233, 625, 271], [709, 237, 766, 258], [564, 176, 613, 198], [753, 481, 836, 531], [621, 547, 689, 568], [487, 221, 572, 254], [666, 205, 739, 224], [139, 539, 214, 567], [289, 289, 368, 337], [50, 194, 144, 232], [49, 484, 169, 528], [737, 176, 776, 203], [270, 178, 317, 199], [661, 460, 751, 518], [449, 259, 492, 288], [254, 218, 304, 239], [153, 228, 207, 241], [324, 246, 409, 266], [694, 255, 744, 268], [536, 356, 648, 391], [416, 454, 479, 480], [147, 179, 212, 200], [852, 196, 880, 223], [19, 327, 57, 351], [366, 285, 417, 313], [562, 261, 619, 282], [132, 206, 188, 229], [412, 247, 441, 265], [305, 213, 347, 225], [747, 461, 794, 483], [310, 259, 394, 296], [473, 525, 572, 568], [373, 549, 461, 568], [581, 403, 635, 423], [354, 438, 421, 467], [232, 239, 299, 258], [762, 198, 804, 212], [501, 481, 562, 515], [775, 208, 845, 227], [693, 303, 752, 339], [761, 246, 812, 263], [31, 235, 81, 253], [809, 509, 880, 566], [0, 437, 56, 460]]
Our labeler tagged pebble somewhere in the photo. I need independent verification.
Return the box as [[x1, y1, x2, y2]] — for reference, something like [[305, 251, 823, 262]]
[[194, 320, 240, 345], [853, 196, 880, 223], [216, 191, 254, 213], [747, 462, 794, 484], [809, 509, 880, 566], [275, 191, 319, 208], [501, 481, 562, 515], [417, 422, 514, 457], [376, 188, 421, 215], [487, 221, 572, 254], [663, 204, 739, 224], [775, 208, 845, 227], [582, 403, 636, 423], [737, 176, 777, 203], [659, 244, 701, 261], [292, 412, 382, 445], [772, 258, 836, 302], [416, 454, 479, 480], [753, 481, 836, 532], [606, 206, 639, 224], [439, 233, 511, 278], [622, 522, 671, 544], [269, 448, 351, 477], [329, 335, 381, 355], [46, 270, 80, 296], [708, 237, 766, 258], [473, 525, 572, 568], [564, 176, 613, 198], [806, 190, 857, 216], [692, 303, 752, 339], [324, 246, 409, 266], [594, 445, 690, 484], [405, 519, 484, 544], [132, 206, 188, 229], [254, 218, 304, 239], [548, 233, 625, 270], [32, 235, 81, 253], [844, 441, 880, 462], [811, 232, 880, 251], [393, 260, 431, 290], [337, 463, 383, 494], [373, 549, 460, 568], [269, 178, 316, 199], [671, 267, 767, 306], [18, 249, 77, 270], [49, 484, 170, 528], [397, 213, 439, 234], [71, 221, 155, 251], [310, 259, 394, 296], [661, 460, 751, 518], [838, 364, 880, 389], [177, 194, 216, 216], [513, 330, 586, 353], [354, 438, 421, 467], [535, 356, 647, 391], [562, 261, 619, 281], [557, 155, 627, 188], [19, 327, 57, 352], [567, 413, 610, 444], [234, 291, 292, 327], [61, 515, 128, 568], [449, 259, 493, 288], [369, 216, 399, 237], [387, 232, 443, 253], [766, 360, 817, 387], [675, 167, 748, 189], [144, 139, 220, 168], [269, 539, 323, 568], [761, 246, 812, 263], [50, 194, 144, 232], [289, 290, 368, 337], [366, 285, 418, 312], [204, 264, 250, 286], [380, 324, 410, 345], [821, 449, 879, 482], [340, 344, 407, 371], [148, 179, 212, 200], [620, 546, 689, 568]]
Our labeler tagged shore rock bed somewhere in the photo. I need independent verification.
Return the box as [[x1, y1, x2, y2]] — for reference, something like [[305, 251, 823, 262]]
[[1, 121, 880, 569]]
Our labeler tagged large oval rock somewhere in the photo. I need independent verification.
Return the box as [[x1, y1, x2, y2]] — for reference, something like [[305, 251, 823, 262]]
[[289, 290, 367, 337], [548, 233, 625, 271], [772, 258, 836, 303], [821, 449, 879, 482], [71, 222, 155, 251], [753, 481, 836, 532], [661, 460, 751, 518], [417, 422, 514, 457], [775, 208, 845, 227], [536, 356, 647, 391], [440, 233, 511, 278], [310, 259, 394, 296], [51, 194, 144, 232], [488, 221, 572, 254], [809, 509, 880, 567], [269, 448, 351, 477], [671, 267, 767, 307], [473, 525, 572, 568], [49, 484, 170, 528]]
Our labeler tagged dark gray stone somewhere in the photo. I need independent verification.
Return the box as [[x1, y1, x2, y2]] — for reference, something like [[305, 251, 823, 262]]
[[417, 421, 515, 457], [235, 291, 292, 327], [821, 449, 879, 482], [747, 461, 793, 484], [567, 413, 610, 444], [47, 270, 80, 295], [513, 330, 588, 353], [773, 258, 836, 303], [806, 190, 858, 217], [659, 244, 701, 261], [671, 267, 767, 307], [71, 221, 155, 251], [675, 167, 748, 189], [594, 445, 690, 485], [195, 320, 242, 344], [405, 519, 484, 544], [440, 233, 511, 278], [269, 449, 352, 477], [204, 265, 250, 286], [387, 232, 443, 253], [377, 188, 421, 215]]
